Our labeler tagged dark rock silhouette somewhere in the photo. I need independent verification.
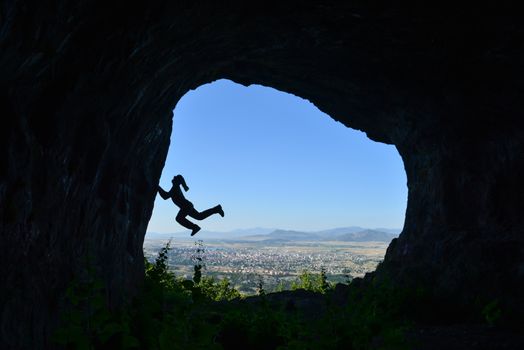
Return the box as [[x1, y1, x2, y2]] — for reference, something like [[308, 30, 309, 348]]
[[1, 2, 523, 348]]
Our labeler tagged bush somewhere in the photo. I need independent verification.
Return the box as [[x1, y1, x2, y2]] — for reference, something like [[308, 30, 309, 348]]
[[291, 267, 332, 293], [53, 259, 139, 349], [55, 242, 416, 349]]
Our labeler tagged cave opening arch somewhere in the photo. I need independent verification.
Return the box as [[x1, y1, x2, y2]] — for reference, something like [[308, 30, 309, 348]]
[[148, 79, 407, 237], [146, 79, 408, 289], [1, 2, 523, 348]]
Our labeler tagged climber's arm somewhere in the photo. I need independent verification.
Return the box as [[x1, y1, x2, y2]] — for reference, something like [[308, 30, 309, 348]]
[[158, 185, 171, 199]]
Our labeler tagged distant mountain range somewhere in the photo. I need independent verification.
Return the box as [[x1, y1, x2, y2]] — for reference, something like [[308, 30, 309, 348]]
[[146, 226, 400, 242], [334, 229, 397, 242], [239, 228, 398, 242]]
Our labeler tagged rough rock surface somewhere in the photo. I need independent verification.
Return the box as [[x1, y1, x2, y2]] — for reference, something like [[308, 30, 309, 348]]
[[1, 2, 523, 348]]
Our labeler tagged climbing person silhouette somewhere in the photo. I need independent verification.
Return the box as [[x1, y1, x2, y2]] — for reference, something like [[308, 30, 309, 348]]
[[158, 174, 224, 236]]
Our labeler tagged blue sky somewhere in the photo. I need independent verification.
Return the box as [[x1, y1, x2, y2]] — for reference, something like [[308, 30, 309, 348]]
[[147, 79, 407, 233]]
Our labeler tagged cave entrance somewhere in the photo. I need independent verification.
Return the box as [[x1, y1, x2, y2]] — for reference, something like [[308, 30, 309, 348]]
[[145, 79, 407, 293]]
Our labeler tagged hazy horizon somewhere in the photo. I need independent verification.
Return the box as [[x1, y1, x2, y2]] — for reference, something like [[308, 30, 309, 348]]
[[145, 225, 402, 237]]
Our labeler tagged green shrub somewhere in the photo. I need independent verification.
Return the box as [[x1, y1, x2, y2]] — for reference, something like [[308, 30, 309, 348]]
[[256, 275, 266, 296], [482, 299, 502, 326], [53, 260, 139, 349], [55, 241, 417, 349], [195, 276, 242, 301], [291, 267, 332, 293]]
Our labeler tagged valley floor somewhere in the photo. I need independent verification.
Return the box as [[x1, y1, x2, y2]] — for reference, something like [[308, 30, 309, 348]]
[[143, 238, 389, 293]]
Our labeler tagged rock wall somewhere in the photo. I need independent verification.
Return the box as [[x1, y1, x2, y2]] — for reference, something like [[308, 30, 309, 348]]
[[1, 1, 523, 348]]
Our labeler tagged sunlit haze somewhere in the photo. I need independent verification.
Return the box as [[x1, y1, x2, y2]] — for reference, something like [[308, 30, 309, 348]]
[[147, 79, 407, 233]]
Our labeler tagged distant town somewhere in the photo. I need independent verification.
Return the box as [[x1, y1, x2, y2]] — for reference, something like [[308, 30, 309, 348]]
[[144, 227, 399, 294]]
